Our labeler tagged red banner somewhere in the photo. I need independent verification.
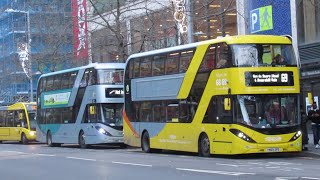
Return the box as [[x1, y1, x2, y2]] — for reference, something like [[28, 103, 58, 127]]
[[72, 0, 89, 60]]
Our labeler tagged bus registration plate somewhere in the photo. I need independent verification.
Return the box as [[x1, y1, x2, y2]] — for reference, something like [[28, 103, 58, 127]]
[[265, 148, 281, 152]]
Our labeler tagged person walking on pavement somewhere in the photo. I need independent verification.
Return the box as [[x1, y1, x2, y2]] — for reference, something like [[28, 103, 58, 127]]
[[308, 102, 320, 149]]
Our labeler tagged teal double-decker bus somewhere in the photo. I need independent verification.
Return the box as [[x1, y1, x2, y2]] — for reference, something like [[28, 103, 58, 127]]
[[36, 63, 125, 148]]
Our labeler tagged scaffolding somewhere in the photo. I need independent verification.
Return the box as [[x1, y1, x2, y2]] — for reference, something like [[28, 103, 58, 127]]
[[0, 0, 73, 105]]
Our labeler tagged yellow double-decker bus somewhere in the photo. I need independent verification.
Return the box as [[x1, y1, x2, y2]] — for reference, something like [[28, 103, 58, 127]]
[[123, 35, 301, 156], [0, 102, 37, 144]]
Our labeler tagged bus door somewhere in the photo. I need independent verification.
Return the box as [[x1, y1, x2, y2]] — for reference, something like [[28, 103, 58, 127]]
[[8, 111, 21, 140], [82, 104, 98, 137], [207, 96, 233, 154]]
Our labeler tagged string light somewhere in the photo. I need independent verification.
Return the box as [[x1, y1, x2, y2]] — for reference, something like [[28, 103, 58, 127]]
[[172, 0, 187, 34]]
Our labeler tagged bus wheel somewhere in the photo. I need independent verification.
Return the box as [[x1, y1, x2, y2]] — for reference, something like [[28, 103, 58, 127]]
[[0, 141, 2, 144], [21, 133, 28, 145], [199, 133, 211, 157], [141, 131, 151, 153], [79, 131, 88, 149]]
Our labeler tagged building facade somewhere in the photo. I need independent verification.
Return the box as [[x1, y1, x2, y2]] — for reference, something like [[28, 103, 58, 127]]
[[0, 0, 73, 105], [89, 0, 238, 63]]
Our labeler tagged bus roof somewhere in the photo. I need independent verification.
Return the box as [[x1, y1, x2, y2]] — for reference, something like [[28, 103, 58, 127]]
[[126, 35, 292, 61], [40, 63, 125, 78]]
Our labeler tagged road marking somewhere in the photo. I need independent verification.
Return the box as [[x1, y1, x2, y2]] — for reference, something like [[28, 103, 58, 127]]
[[1, 151, 28, 154], [33, 153, 56, 157], [66, 157, 97, 161], [301, 177, 320, 180], [216, 163, 250, 167], [275, 177, 299, 180], [176, 168, 255, 176], [112, 161, 152, 167]]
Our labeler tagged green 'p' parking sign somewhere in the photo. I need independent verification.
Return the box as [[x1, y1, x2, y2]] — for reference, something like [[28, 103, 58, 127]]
[[250, 5, 273, 33]]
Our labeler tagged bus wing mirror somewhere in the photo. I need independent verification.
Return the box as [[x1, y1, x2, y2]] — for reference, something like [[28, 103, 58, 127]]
[[224, 98, 231, 111], [89, 106, 96, 115]]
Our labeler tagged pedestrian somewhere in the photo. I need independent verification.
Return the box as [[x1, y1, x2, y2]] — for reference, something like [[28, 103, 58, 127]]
[[307, 102, 320, 149]]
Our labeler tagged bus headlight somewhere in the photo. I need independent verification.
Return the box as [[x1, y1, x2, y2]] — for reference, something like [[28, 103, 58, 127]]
[[29, 131, 35, 136], [230, 129, 256, 143], [289, 131, 302, 141], [98, 128, 106, 134], [95, 126, 112, 136]]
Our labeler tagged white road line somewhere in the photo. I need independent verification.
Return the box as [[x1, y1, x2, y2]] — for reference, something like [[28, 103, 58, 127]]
[[216, 163, 250, 167], [301, 177, 320, 180], [33, 153, 56, 157], [176, 168, 256, 176], [112, 161, 152, 167], [66, 157, 97, 161], [275, 177, 299, 180], [1, 151, 28, 154]]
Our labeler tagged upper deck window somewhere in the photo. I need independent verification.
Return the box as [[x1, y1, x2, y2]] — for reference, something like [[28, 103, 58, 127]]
[[98, 69, 124, 85], [231, 44, 296, 67], [179, 49, 194, 73]]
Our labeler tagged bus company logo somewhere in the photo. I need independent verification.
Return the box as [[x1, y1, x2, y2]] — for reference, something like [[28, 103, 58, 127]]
[[265, 136, 281, 142], [169, 135, 176, 140]]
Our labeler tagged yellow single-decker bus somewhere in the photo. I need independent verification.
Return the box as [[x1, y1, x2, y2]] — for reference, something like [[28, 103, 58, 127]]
[[0, 102, 37, 144]]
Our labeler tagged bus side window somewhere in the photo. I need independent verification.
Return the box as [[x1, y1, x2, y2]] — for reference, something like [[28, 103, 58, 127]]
[[18, 110, 28, 128], [153, 102, 166, 123], [61, 73, 70, 89], [133, 59, 140, 78], [0, 111, 4, 127], [152, 55, 165, 76], [53, 74, 61, 90], [166, 52, 179, 75], [179, 49, 194, 73], [167, 101, 179, 122], [200, 45, 216, 72], [140, 58, 152, 77], [216, 43, 230, 69], [140, 102, 152, 122], [46, 76, 54, 91], [80, 70, 89, 87], [88, 69, 97, 85], [127, 60, 134, 79], [69, 71, 78, 88]]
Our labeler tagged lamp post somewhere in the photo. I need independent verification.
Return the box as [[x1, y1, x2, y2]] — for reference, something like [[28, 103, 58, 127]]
[[5, 9, 33, 102]]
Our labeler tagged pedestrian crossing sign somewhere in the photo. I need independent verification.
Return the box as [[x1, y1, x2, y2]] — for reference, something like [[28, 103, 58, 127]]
[[250, 5, 273, 33]]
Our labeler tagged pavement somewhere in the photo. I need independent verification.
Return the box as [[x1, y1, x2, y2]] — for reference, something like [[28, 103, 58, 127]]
[[303, 133, 320, 156]]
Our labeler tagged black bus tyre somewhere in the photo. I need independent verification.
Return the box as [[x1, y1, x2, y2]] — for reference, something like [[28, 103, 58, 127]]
[[141, 131, 151, 153], [199, 133, 211, 157], [79, 131, 88, 149], [21, 133, 28, 145]]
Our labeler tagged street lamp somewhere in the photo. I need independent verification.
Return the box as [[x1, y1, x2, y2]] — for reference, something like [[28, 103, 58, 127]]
[[5, 8, 33, 102]]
